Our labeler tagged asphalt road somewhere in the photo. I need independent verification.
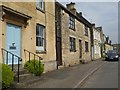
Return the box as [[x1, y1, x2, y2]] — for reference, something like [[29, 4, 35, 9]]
[[25, 59, 118, 88], [26, 59, 105, 88], [80, 61, 118, 88]]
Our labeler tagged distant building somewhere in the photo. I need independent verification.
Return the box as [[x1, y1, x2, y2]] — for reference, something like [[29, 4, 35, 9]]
[[104, 36, 113, 52], [112, 44, 120, 54], [92, 25, 102, 60], [105, 44, 113, 53]]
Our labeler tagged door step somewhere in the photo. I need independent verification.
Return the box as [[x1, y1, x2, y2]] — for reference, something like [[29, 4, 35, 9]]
[[12, 75, 44, 88], [14, 73, 35, 82], [12, 67, 44, 88], [58, 65, 65, 69], [14, 69, 29, 76], [9, 64, 23, 71]]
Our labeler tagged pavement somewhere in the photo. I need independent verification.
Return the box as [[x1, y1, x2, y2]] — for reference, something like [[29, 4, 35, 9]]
[[22, 58, 106, 88]]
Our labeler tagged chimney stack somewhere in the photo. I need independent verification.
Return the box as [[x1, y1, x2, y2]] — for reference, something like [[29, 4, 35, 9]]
[[79, 12, 82, 16], [96, 27, 102, 31], [92, 23, 95, 28], [66, 2, 76, 15]]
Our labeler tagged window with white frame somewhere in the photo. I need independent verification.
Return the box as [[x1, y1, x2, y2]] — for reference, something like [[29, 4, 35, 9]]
[[36, 24, 45, 51], [36, 0, 45, 11], [69, 15, 75, 30]]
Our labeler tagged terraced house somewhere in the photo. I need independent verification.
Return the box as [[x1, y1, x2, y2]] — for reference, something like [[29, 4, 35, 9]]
[[55, 2, 93, 68], [93, 25, 102, 60], [0, 0, 57, 72], [104, 36, 113, 52], [0, 1, 112, 75]]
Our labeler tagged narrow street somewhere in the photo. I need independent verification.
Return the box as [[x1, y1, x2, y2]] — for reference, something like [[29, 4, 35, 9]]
[[24, 59, 118, 88], [81, 61, 118, 88], [24, 59, 104, 88], [1, 1, 118, 90]]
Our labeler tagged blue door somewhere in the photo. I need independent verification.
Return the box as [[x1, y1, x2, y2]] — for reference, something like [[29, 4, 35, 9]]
[[6, 23, 21, 64]]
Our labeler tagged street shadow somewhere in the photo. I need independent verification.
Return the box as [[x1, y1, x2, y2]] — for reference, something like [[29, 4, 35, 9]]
[[105, 60, 119, 62]]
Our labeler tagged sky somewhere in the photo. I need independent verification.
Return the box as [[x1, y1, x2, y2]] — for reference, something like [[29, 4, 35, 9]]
[[58, 0, 118, 44]]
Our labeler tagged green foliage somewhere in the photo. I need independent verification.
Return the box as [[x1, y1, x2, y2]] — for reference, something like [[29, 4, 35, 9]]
[[1, 64, 14, 89], [102, 55, 106, 58], [24, 60, 44, 76]]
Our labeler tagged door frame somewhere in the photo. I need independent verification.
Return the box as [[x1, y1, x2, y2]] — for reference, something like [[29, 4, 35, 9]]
[[79, 39, 82, 59], [56, 37, 62, 66]]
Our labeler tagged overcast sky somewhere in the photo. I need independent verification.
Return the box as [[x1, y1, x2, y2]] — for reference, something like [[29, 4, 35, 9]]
[[58, 1, 118, 44]]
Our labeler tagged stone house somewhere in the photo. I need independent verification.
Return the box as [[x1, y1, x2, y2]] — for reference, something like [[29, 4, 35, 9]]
[[105, 44, 113, 52], [93, 25, 102, 60], [55, 2, 93, 68], [0, 1, 109, 74], [99, 28, 105, 57], [104, 35, 113, 53], [0, 1, 57, 72], [112, 44, 120, 55]]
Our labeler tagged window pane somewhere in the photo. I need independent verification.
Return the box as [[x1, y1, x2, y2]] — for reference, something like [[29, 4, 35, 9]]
[[69, 15, 75, 29], [36, 37, 41, 46], [36, 25, 39, 36], [70, 37, 76, 51], [36, 24, 45, 49], [40, 27, 44, 37], [36, 37, 38, 46], [85, 26, 88, 36], [41, 38, 44, 46], [85, 42, 88, 52], [36, 0, 44, 10], [39, 27, 42, 36]]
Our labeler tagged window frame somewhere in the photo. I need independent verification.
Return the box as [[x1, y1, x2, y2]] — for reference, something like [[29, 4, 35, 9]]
[[69, 15, 75, 30], [70, 37, 76, 52], [36, 24, 45, 52], [84, 25, 88, 36], [36, 0, 45, 11], [85, 41, 89, 52]]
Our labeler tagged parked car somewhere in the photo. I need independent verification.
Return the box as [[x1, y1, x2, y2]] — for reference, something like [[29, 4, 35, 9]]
[[105, 50, 119, 61]]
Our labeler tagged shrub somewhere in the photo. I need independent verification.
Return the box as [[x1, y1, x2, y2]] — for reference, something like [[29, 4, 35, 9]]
[[24, 60, 44, 76], [1, 64, 14, 89], [102, 55, 106, 58]]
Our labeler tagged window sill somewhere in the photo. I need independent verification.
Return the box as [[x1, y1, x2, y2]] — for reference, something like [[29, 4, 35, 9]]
[[70, 50, 76, 52], [85, 35, 88, 37], [36, 50, 46, 54], [69, 27, 75, 31], [36, 7, 45, 13]]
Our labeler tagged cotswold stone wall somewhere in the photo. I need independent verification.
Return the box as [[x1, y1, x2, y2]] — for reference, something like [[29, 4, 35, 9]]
[[61, 11, 91, 67], [1, 1, 56, 72], [0, 18, 2, 63]]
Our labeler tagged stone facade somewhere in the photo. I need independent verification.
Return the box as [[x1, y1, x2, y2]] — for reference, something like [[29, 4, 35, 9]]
[[1, 1, 56, 72], [93, 26, 102, 60], [104, 35, 113, 53], [105, 44, 113, 53], [55, 2, 92, 67], [0, 1, 113, 73], [112, 44, 120, 55], [0, 15, 2, 63]]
